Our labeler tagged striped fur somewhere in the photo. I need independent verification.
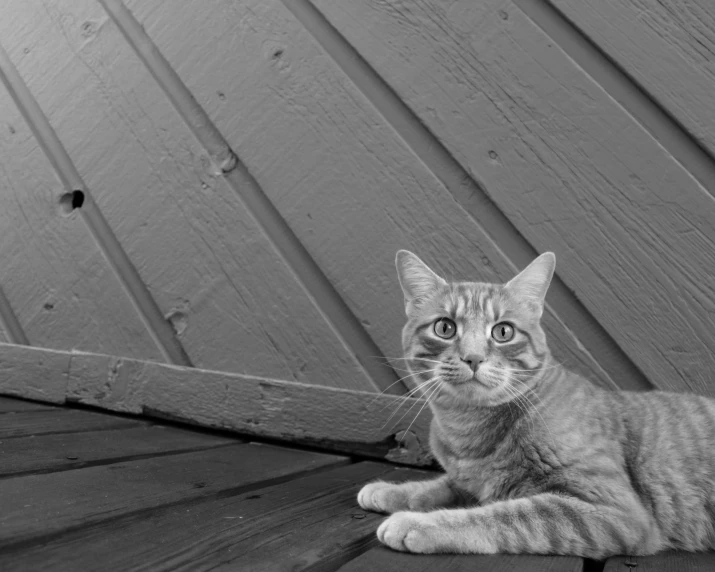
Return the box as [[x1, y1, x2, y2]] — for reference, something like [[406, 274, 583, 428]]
[[358, 250, 715, 558]]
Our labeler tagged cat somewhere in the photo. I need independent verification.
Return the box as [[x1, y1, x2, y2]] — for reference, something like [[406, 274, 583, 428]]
[[357, 249, 715, 559]]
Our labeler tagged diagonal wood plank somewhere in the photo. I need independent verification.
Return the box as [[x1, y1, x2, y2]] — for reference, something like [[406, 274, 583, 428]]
[[0, 74, 162, 360], [0, 425, 236, 478], [0, 443, 346, 548], [0, 0, 380, 392], [0, 397, 56, 413], [309, 0, 715, 395], [549, 0, 715, 159], [0, 462, 428, 571], [338, 549, 584, 572], [0, 409, 142, 440], [604, 552, 715, 571], [118, 0, 616, 390]]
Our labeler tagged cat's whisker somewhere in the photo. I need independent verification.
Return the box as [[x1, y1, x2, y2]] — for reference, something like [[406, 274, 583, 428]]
[[367, 368, 440, 407], [368, 355, 443, 363], [383, 376, 442, 429], [376, 371, 442, 410], [400, 380, 443, 443], [380, 375, 439, 418], [502, 383, 536, 434], [508, 379, 559, 451]]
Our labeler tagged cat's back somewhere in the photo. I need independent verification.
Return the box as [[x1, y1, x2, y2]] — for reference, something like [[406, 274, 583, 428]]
[[611, 387, 715, 550]]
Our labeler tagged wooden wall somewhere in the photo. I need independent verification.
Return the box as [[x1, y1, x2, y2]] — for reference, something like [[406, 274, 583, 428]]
[[0, 0, 714, 457]]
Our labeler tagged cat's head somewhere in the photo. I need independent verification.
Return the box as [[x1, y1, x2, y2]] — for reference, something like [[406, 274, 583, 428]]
[[396, 250, 555, 407]]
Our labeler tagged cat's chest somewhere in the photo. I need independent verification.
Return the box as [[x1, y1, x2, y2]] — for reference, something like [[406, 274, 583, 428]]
[[430, 418, 537, 503]]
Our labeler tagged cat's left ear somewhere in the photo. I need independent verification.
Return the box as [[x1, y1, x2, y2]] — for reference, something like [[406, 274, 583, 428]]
[[395, 250, 447, 315], [504, 252, 555, 312]]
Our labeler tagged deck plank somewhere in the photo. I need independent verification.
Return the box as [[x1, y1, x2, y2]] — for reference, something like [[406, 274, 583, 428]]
[[0, 442, 345, 547], [0, 409, 143, 439], [605, 553, 715, 571], [0, 461, 428, 571], [0, 397, 56, 413], [0, 425, 236, 478], [338, 549, 584, 572]]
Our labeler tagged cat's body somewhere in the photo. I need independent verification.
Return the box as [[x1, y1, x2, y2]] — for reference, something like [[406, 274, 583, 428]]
[[358, 251, 715, 558]]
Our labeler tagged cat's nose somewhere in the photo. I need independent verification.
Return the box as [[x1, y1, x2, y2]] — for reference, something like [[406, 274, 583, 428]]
[[461, 354, 484, 372]]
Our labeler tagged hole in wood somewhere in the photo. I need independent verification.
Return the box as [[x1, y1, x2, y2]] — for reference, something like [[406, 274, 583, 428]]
[[59, 190, 85, 215]]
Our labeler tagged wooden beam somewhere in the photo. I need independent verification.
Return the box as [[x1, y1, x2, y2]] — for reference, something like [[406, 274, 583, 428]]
[[0, 343, 433, 466]]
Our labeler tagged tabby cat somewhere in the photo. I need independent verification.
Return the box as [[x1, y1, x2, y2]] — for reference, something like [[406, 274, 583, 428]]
[[358, 250, 715, 558]]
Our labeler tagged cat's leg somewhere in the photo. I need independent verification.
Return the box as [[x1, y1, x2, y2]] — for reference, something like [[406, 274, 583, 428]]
[[358, 475, 466, 514], [377, 493, 660, 559]]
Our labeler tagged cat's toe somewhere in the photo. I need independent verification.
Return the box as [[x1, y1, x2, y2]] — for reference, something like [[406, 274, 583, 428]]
[[357, 481, 407, 513], [377, 512, 438, 553]]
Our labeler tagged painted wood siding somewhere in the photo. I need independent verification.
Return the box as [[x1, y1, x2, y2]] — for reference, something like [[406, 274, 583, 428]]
[[0, 0, 713, 416]]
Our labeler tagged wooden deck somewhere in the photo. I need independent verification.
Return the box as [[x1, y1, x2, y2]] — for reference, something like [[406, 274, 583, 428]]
[[0, 395, 712, 572]]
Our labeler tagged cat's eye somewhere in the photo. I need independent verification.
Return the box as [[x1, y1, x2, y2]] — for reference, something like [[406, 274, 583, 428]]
[[492, 322, 514, 342], [434, 318, 456, 339]]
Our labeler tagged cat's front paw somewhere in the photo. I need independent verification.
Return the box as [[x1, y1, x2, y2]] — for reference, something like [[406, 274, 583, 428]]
[[377, 511, 441, 553], [358, 481, 411, 513]]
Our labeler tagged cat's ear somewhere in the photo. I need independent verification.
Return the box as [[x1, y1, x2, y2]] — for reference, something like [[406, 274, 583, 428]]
[[505, 252, 555, 310], [395, 250, 446, 314]]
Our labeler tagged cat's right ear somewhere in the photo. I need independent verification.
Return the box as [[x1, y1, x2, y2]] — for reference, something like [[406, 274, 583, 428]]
[[395, 250, 446, 315]]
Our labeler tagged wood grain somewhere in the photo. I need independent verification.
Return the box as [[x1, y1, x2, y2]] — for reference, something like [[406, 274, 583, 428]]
[[0, 397, 56, 413], [0, 442, 345, 547], [0, 424, 235, 478], [0, 344, 434, 465], [0, 409, 141, 440], [0, 344, 69, 403], [0, 462, 429, 571], [338, 548, 584, 572], [0, 0, 375, 391], [604, 552, 715, 571], [311, 0, 715, 396], [0, 66, 161, 360], [121, 0, 616, 390], [549, 0, 715, 158]]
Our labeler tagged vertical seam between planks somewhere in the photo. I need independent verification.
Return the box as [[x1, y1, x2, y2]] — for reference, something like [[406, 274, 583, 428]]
[[514, 0, 715, 197], [0, 41, 191, 367], [97, 0, 407, 396], [285, 0, 654, 392], [0, 286, 30, 345]]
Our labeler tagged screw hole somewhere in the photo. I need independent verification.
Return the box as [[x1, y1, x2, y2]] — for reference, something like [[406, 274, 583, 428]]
[[59, 190, 85, 216]]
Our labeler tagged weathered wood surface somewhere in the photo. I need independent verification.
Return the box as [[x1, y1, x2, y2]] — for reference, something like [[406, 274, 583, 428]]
[[550, 0, 715, 158], [0, 344, 434, 465], [604, 552, 715, 571], [0, 442, 344, 547], [0, 424, 235, 478], [0, 462, 423, 571], [0, 344, 70, 403], [0, 396, 55, 413], [0, 0, 376, 391], [311, 0, 715, 396], [338, 548, 584, 572], [0, 69, 161, 359], [120, 0, 616, 390], [0, 409, 141, 440]]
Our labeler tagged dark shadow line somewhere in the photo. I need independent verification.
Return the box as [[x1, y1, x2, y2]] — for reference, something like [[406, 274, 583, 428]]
[[284, 0, 652, 392], [515, 0, 715, 196], [0, 286, 29, 345], [0, 42, 191, 367], [97, 0, 406, 396], [0, 441, 240, 481]]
